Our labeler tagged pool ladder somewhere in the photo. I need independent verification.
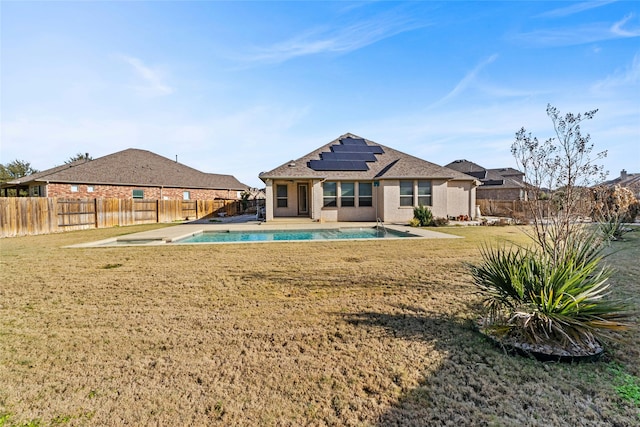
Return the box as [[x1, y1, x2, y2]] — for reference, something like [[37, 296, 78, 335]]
[[376, 218, 387, 235]]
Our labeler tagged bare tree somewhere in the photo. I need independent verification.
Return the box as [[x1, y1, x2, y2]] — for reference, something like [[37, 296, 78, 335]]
[[511, 104, 607, 262]]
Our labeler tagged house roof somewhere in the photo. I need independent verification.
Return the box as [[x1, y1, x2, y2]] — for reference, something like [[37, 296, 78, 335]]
[[259, 133, 477, 183], [3, 148, 248, 191], [600, 170, 640, 190], [446, 159, 525, 189]]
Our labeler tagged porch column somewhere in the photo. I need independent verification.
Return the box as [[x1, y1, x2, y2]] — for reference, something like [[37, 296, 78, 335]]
[[264, 179, 274, 221]]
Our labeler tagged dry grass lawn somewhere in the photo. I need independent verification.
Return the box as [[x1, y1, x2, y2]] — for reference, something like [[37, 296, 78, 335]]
[[0, 224, 638, 426]]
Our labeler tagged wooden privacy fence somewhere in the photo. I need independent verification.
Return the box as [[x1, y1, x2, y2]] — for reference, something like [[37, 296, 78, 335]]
[[477, 199, 593, 219], [0, 197, 241, 238]]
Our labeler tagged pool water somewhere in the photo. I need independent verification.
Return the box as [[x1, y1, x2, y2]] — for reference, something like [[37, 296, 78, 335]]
[[176, 227, 415, 243]]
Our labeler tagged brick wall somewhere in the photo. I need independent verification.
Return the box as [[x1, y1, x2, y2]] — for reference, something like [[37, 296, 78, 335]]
[[44, 183, 240, 200]]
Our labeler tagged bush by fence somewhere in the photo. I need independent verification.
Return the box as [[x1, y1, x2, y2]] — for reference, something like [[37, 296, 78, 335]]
[[0, 197, 242, 238]]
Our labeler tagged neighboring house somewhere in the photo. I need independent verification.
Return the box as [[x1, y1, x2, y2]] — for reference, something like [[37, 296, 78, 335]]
[[258, 133, 480, 223], [0, 148, 248, 200], [445, 160, 527, 201], [600, 169, 640, 197]]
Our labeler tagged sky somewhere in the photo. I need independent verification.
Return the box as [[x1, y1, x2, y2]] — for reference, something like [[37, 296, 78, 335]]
[[1, 1, 639, 188]]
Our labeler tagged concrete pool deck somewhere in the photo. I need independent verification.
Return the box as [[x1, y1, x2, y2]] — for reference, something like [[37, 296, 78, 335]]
[[69, 215, 461, 247]]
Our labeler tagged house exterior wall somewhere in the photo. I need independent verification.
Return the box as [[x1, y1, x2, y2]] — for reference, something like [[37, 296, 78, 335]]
[[42, 183, 240, 200], [447, 180, 476, 218]]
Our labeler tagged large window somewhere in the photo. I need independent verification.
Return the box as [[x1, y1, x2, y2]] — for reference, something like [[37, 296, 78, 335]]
[[417, 181, 432, 206], [400, 181, 414, 206], [359, 182, 372, 207], [341, 182, 355, 207], [323, 182, 337, 207], [276, 185, 288, 208]]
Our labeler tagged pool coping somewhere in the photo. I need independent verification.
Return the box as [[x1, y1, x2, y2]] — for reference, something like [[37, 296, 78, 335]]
[[67, 221, 461, 247]]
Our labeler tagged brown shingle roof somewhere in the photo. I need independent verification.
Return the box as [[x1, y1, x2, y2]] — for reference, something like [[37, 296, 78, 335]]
[[446, 160, 525, 189], [5, 149, 247, 191], [259, 133, 476, 182]]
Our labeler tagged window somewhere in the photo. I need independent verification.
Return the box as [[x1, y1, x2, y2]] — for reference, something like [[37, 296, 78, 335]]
[[323, 182, 337, 207], [183, 191, 190, 200], [358, 182, 372, 207], [87, 186, 94, 193], [417, 181, 432, 206], [70, 185, 79, 193], [400, 181, 414, 206], [341, 182, 355, 207], [132, 189, 144, 199], [276, 184, 288, 208]]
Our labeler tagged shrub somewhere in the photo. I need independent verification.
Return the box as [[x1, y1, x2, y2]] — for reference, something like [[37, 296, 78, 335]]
[[413, 205, 433, 227], [408, 218, 421, 227], [469, 231, 631, 350], [432, 217, 449, 227]]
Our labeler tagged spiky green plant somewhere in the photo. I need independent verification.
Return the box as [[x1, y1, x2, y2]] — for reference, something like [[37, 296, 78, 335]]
[[470, 233, 631, 349], [413, 205, 433, 227]]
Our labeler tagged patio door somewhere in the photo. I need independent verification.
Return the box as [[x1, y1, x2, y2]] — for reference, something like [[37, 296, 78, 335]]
[[297, 183, 309, 215]]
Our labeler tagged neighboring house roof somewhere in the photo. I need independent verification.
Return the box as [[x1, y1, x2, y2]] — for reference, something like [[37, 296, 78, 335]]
[[445, 159, 525, 189], [3, 148, 248, 191], [600, 170, 640, 191], [259, 133, 477, 182]]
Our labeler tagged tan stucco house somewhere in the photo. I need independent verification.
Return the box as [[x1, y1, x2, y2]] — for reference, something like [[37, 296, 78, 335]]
[[258, 134, 480, 223]]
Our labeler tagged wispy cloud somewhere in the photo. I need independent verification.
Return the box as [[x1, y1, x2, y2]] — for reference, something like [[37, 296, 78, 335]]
[[116, 54, 173, 96], [611, 13, 640, 37], [430, 54, 499, 107], [511, 13, 640, 47], [536, 1, 617, 19], [240, 12, 427, 64], [592, 52, 640, 92]]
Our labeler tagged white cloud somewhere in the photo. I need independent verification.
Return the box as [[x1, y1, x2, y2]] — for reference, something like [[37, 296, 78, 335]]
[[430, 54, 499, 107], [591, 52, 640, 92], [240, 12, 427, 64], [536, 1, 617, 19], [116, 54, 174, 96]]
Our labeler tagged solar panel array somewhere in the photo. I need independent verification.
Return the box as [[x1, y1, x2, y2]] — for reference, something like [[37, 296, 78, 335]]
[[308, 137, 384, 171]]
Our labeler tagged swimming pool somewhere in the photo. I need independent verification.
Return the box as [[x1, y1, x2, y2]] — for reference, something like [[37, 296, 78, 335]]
[[175, 227, 416, 243]]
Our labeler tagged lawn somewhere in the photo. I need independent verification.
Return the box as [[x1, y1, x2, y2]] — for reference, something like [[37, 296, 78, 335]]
[[0, 224, 638, 426]]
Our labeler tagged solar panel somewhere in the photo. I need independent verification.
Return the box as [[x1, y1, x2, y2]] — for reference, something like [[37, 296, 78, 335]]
[[308, 160, 369, 171], [339, 137, 367, 146], [331, 144, 384, 154], [320, 152, 377, 162]]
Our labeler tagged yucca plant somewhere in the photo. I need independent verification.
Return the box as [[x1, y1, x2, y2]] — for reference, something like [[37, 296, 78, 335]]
[[470, 235, 631, 351]]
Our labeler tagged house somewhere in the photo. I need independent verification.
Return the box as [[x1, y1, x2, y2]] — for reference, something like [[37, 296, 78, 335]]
[[258, 133, 480, 223], [445, 160, 527, 201], [600, 169, 640, 197], [0, 148, 248, 200]]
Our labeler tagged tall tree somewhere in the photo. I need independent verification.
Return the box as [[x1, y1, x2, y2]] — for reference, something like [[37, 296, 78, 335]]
[[0, 159, 38, 183], [511, 104, 607, 261]]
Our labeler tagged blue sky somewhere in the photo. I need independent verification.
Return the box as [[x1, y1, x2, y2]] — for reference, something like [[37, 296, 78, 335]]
[[1, 1, 639, 188]]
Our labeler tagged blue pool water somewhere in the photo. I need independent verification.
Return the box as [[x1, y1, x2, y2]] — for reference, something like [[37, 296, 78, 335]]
[[176, 227, 415, 243]]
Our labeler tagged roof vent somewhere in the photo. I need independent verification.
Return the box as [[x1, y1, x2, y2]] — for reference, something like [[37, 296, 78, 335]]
[[288, 160, 296, 167]]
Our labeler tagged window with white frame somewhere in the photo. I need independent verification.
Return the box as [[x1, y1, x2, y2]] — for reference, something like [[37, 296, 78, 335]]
[[70, 185, 79, 193], [323, 182, 337, 207], [399, 180, 414, 206], [132, 189, 144, 199], [341, 182, 355, 207], [183, 191, 190, 200], [358, 182, 372, 207], [87, 186, 94, 193], [417, 181, 432, 206], [276, 184, 288, 208]]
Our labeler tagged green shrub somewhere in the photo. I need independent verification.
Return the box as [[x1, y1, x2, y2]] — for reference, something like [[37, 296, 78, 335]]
[[469, 233, 631, 349], [413, 205, 433, 227]]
